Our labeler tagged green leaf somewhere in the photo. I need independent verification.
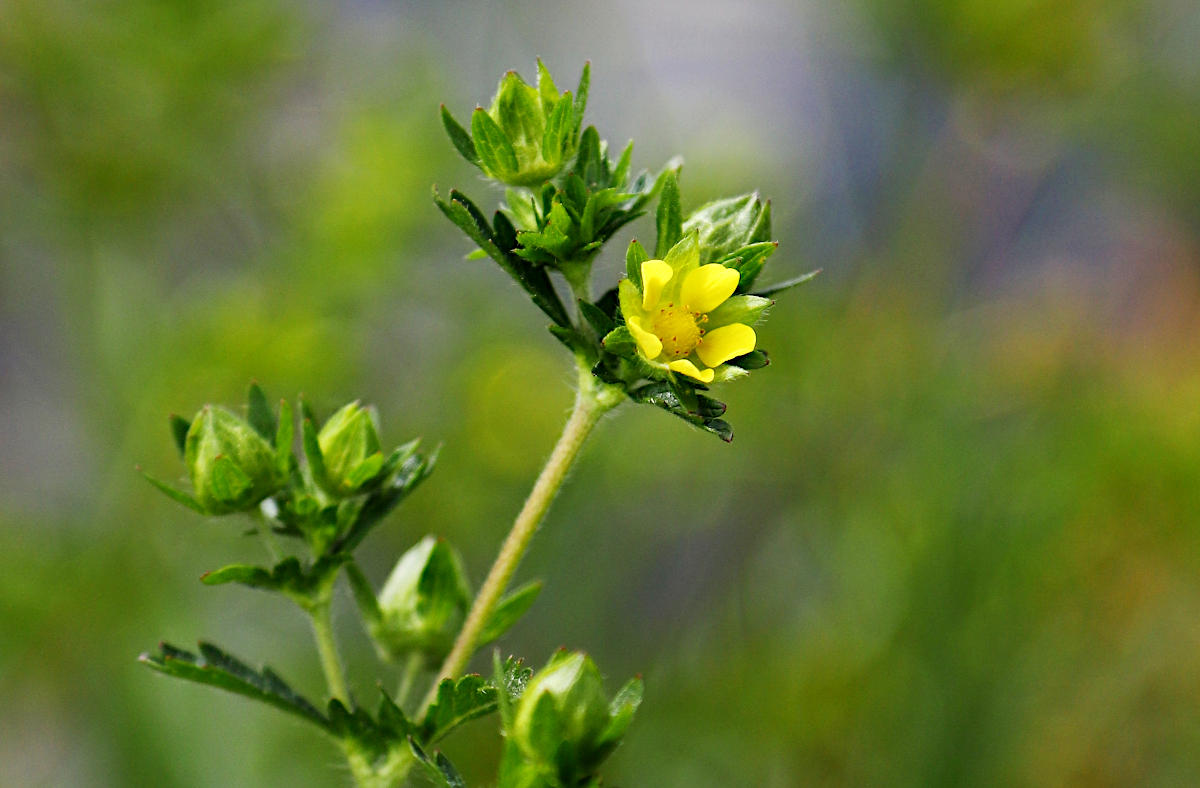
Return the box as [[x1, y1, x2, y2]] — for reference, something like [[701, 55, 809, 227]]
[[541, 91, 573, 162], [597, 677, 644, 748], [573, 62, 590, 136], [200, 556, 345, 606], [409, 737, 467, 788], [578, 300, 614, 337], [420, 657, 531, 744], [753, 269, 821, 297], [247, 382, 276, 442], [440, 105, 480, 167], [655, 170, 682, 258], [611, 140, 633, 189], [140, 641, 332, 734], [479, 581, 543, 646], [331, 448, 438, 554], [625, 238, 649, 289], [420, 674, 498, 743], [141, 470, 205, 514], [549, 325, 592, 359], [600, 325, 637, 358], [345, 561, 383, 627], [169, 415, 190, 457], [471, 107, 519, 178]]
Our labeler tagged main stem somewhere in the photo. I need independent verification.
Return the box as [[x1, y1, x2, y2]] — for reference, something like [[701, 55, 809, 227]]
[[421, 364, 620, 710]]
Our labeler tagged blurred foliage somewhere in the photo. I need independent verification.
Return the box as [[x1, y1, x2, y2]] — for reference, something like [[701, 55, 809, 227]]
[[3, 0, 1200, 786]]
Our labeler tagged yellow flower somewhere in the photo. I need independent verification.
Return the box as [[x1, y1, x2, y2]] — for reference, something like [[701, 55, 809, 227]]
[[618, 234, 769, 383]]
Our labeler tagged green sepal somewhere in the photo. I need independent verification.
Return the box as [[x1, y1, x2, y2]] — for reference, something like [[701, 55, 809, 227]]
[[629, 382, 733, 442], [714, 241, 777, 292], [409, 737, 467, 788], [301, 418, 327, 491], [330, 446, 438, 555], [654, 170, 682, 258], [479, 581, 543, 647], [141, 470, 206, 514], [208, 455, 253, 505], [573, 62, 590, 136], [440, 104, 480, 168], [169, 415, 190, 457], [345, 561, 383, 628], [600, 325, 637, 358], [597, 677, 644, 749], [247, 382, 276, 442], [139, 641, 332, 734], [728, 350, 769, 370], [471, 107, 519, 180], [753, 269, 821, 297], [706, 294, 772, 328], [625, 238, 649, 289], [274, 398, 294, 477]]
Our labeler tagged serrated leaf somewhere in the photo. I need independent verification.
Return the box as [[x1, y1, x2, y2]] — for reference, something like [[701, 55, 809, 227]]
[[753, 269, 821, 297], [140, 641, 331, 733], [247, 383, 276, 442], [440, 105, 480, 167], [420, 674, 498, 743], [655, 171, 682, 258], [479, 581, 543, 646], [169, 415, 190, 457]]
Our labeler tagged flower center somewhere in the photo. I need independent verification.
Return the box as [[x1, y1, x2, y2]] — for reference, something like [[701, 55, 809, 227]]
[[651, 304, 706, 359]]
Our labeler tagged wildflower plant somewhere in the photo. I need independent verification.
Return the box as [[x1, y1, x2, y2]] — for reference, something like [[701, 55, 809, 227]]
[[140, 61, 813, 787]]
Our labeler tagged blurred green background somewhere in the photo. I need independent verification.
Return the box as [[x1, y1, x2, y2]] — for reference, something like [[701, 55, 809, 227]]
[[4, 0, 1200, 785]]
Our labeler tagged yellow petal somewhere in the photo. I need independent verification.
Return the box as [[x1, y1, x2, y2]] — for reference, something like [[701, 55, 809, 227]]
[[680, 264, 740, 314], [696, 323, 756, 368], [627, 316, 662, 359], [668, 359, 715, 383], [640, 260, 673, 311]]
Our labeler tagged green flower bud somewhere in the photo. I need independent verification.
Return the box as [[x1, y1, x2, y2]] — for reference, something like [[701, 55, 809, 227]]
[[443, 60, 588, 187], [185, 406, 283, 515], [374, 536, 471, 664], [683, 192, 773, 264], [510, 651, 643, 783], [316, 401, 385, 496]]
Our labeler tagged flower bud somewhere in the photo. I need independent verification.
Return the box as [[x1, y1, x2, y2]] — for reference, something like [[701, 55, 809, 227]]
[[317, 401, 384, 496], [683, 192, 772, 264], [185, 405, 283, 515], [374, 536, 471, 664], [510, 651, 642, 782], [447, 60, 587, 187]]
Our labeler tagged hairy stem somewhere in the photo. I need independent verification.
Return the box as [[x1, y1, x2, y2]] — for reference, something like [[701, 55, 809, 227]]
[[421, 364, 622, 710], [310, 599, 350, 704]]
